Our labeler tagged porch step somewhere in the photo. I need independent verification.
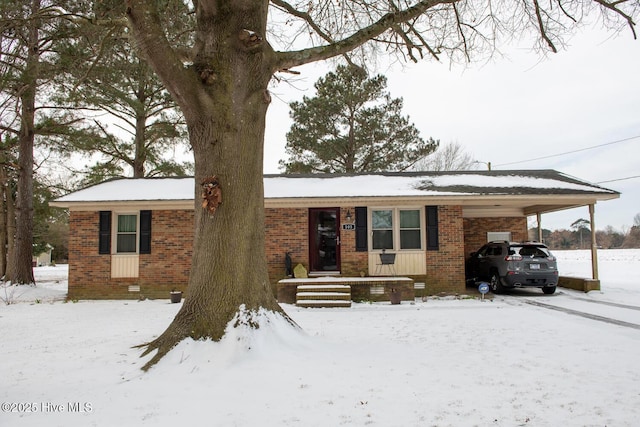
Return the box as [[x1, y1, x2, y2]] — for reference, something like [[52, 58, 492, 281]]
[[296, 284, 351, 308]]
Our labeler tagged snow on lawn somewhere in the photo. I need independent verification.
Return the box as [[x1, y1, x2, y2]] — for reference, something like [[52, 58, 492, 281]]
[[0, 264, 68, 304], [1, 251, 639, 427], [555, 249, 640, 305]]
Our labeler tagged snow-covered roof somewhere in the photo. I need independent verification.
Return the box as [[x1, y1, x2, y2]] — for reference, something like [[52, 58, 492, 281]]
[[50, 171, 618, 219], [264, 171, 618, 198], [53, 170, 618, 205], [55, 177, 193, 203]]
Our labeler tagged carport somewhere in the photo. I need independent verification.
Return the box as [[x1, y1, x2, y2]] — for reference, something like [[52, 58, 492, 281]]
[[448, 170, 619, 290]]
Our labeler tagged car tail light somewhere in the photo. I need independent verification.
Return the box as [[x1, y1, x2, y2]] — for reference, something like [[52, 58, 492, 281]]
[[505, 255, 522, 261]]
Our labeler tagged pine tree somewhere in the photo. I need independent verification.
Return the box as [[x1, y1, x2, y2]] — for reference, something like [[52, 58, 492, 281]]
[[0, 0, 87, 284], [280, 65, 438, 173], [52, 0, 192, 184]]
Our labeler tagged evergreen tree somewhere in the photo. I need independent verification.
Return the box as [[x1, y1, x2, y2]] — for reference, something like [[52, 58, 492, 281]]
[[280, 65, 438, 173], [0, 0, 87, 284], [571, 218, 591, 249], [33, 177, 68, 261], [52, 0, 193, 185]]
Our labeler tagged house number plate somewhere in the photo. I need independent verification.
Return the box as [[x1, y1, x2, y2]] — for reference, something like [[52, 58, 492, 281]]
[[342, 224, 356, 230]]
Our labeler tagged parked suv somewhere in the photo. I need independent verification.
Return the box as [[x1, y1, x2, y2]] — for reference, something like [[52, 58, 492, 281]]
[[466, 241, 559, 294]]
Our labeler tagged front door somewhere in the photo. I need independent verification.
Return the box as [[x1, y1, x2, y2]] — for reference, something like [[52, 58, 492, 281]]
[[309, 208, 341, 273]]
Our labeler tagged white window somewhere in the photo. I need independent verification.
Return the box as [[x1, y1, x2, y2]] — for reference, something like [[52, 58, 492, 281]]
[[487, 231, 511, 243], [371, 208, 424, 251], [115, 214, 138, 253], [399, 210, 421, 249], [372, 209, 393, 250]]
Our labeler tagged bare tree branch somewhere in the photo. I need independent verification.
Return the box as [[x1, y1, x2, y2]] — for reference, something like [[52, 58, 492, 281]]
[[453, 3, 470, 61], [533, 0, 558, 53], [270, 0, 362, 67], [591, 0, 637, 38], [274, 0, 459, 70], [125, 0, 203, 120], [556, 0, 578, 23]]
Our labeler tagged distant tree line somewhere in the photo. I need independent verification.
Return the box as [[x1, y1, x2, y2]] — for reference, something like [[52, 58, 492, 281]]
[[532, 214, 640, 250]]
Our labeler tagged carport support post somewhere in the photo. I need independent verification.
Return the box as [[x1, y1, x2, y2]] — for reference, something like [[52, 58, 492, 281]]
[[536, 212, 543, 242], [589, 204, 599, 281]]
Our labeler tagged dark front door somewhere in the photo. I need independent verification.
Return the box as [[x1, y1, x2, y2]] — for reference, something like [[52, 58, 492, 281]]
[[309, 208, 341, 273]]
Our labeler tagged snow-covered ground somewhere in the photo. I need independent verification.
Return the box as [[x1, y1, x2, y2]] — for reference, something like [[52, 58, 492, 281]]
[[1, 250, 639, 426]]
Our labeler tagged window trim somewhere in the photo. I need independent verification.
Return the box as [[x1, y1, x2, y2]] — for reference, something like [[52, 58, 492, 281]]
[[399, 209, 422, 250], [113, 212, 139, 254], [371, 209, 394, 251], [369, 207, 425, 252]]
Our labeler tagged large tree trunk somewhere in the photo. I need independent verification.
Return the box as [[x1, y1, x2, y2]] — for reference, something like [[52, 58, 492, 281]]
[[133, 113, 146, 178], [141, 106, 286, 369], [12, 112, 36, 284], [0, 166, 7, 278], [133, 0, 290, 370], [9, 0, 39, 285], [4, 175, 16, 280]]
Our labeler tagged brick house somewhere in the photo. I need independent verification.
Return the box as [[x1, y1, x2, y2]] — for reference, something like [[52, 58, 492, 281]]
[[51, 170, 618, 300]]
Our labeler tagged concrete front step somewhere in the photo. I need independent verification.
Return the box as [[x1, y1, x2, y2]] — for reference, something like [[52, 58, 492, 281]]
[[296, 300, 352, 308], [296, 292, 351, 300], [296, 284, 351, 292], [296, 284, 351, 308]]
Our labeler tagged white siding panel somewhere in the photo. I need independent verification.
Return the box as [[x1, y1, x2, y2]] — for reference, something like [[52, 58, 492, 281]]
[[111, 254, 139, 278], [368, 252, 426, 276]]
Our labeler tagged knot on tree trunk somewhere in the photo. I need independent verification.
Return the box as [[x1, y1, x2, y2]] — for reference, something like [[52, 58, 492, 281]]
[[201, 175, 222, 215], [198, 67, 217, 85], [238, 29, 263, 50]]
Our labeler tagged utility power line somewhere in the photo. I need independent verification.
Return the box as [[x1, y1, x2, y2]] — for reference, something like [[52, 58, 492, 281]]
[[494, 134, 640, 167], [596, 175, 640, 184]]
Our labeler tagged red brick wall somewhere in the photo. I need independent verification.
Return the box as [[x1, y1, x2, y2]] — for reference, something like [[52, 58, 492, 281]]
[[265, 208, 308, 288], [68, 212, 111, 297], [68, 210, 193, 300], [68, 206, 526, 299], [338, 206, 368, 277], [463, 217, 528, 257], [138, 210, 193, 293], [424, 206, 466, 294]]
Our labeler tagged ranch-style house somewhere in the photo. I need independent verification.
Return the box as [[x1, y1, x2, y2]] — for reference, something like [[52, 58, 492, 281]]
[[51, 170, 619, 301]]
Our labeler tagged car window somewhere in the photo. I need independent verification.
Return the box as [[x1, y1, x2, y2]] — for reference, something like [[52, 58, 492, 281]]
[[516, 246, 550, 258], [487, 245, 502, 256]]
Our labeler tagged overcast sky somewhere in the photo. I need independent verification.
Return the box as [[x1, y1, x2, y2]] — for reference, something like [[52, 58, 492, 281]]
[[263, 24, 640, 232]]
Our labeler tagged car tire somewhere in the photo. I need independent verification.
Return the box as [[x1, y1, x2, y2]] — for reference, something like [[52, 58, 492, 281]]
[[542, 285, 557, 295], [489, 273, 504, 294]]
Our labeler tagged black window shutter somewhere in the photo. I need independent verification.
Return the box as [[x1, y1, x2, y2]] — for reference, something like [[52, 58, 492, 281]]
[[139, 210, 152, 254], [426, 206, 439, 251], [355, 207, 368, 252], [98, 211, 112, 254]]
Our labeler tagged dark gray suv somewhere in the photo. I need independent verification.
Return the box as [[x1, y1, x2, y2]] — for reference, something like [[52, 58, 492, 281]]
[[466, 241, 559, 294]]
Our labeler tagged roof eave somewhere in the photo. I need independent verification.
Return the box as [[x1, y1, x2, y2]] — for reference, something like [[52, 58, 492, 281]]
[[50, 199, 194, 211]]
